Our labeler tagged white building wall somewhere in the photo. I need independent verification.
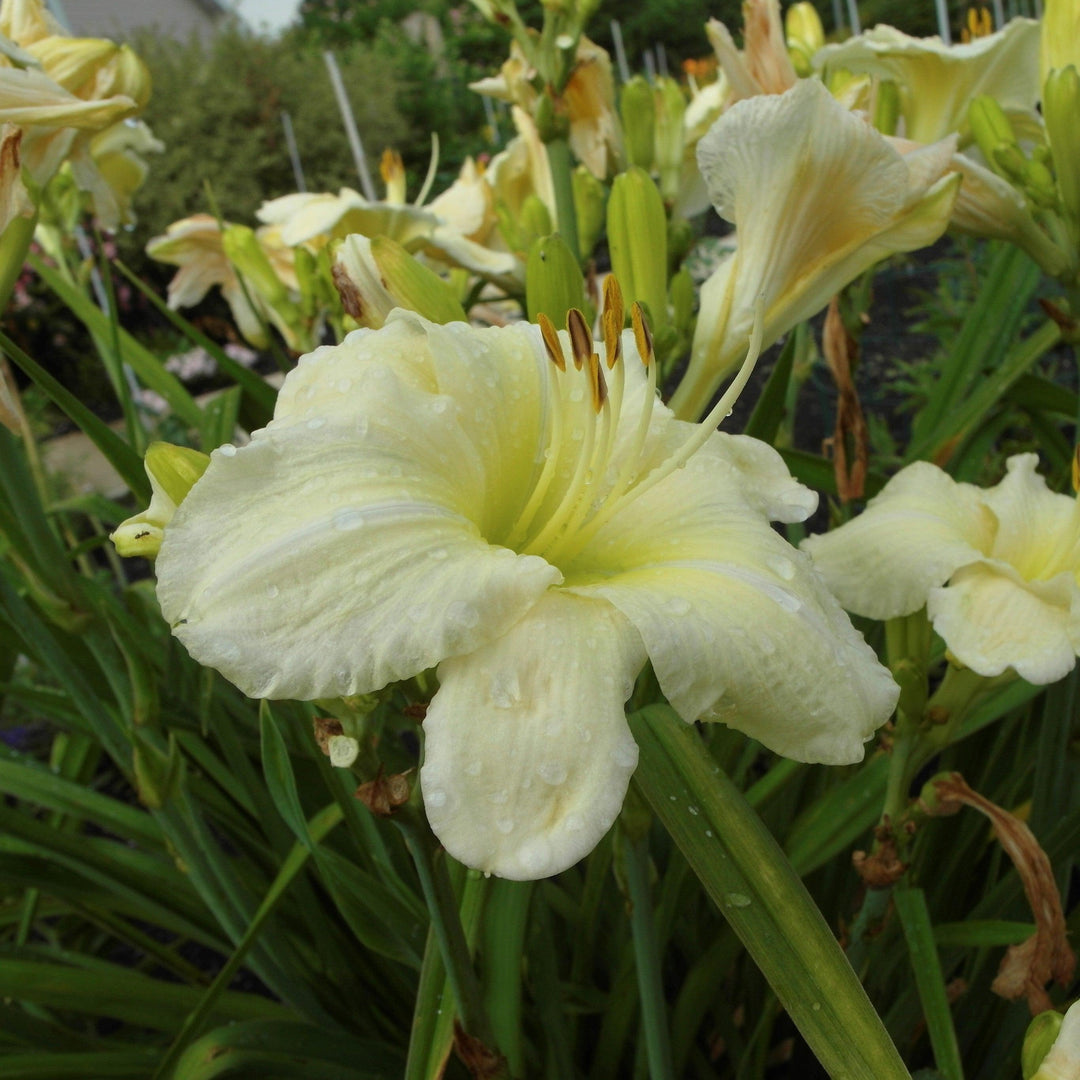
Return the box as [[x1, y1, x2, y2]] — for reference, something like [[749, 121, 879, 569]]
[[54, 0, 226, 41]]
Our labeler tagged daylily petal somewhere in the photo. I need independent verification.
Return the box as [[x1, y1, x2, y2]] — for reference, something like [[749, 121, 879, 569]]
[[814, 19, 1041, 143], [569, 434, 898, 765], [156, 318, 560, 700], [0, 64, 134, 130], [674, 78, 958, 419], [928, 561, 1080, 683], [983, 454, 1080, 579], [802, 461, 996, 619], [421, 590, 646, 880]]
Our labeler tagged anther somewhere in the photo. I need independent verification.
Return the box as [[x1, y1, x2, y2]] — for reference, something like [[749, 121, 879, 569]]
[[603, 277, 625, 368], [567, 308, 592, 371], [589, 353, 608, 413], [538, 312, 565, 371], [631, 302, 653, 367]]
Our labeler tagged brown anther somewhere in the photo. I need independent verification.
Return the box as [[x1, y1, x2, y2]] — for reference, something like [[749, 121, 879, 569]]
[[631, 302, 653, 367], [602, 308, 622, 369], [566, 308, 592, 371], [354, 765, 412, 817], [312, 716, 345, 755], [537, 312, 565, 371], [589, 352, 608, 413]]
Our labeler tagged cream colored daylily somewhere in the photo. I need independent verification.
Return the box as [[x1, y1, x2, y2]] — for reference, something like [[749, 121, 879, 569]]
[[670, 78, 959, 422], [1029, 1002, 1080, 1080], [144, 301, 897, 880], [146, 214, 300, 350], [803, 455, 1080, 685], [814, 19, 1041, 144], [705, 0, 797, 105]]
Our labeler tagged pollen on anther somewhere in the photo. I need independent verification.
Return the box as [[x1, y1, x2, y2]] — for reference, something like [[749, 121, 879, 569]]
[[567, 308, 592, 371], [631, 302, 653, 367], [537, 312, 565, 371], [602, 308, 622, 369], [589, 353, 608, 413]]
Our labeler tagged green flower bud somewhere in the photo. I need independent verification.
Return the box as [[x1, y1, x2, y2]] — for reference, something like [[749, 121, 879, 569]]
[[1023, 157, 1059, 209], [111, 443, 210, 559], [1044, 66, 1080, 230], [521, 193, 554, 248], [1024, 1012, 1065, 1079], [653, 76, 686, 203], [992, 142, 1029, 184], [607, 166, 668, 331], [873, 80, 902, 137], [969, 94, 1018, 168], [370, 235, 468, 324], [786, 3, 825, 57], [526, 232, 586, 325], [572, 164, 606, 260], [619, 76, 655, 170], [221, 224, 290, 308]]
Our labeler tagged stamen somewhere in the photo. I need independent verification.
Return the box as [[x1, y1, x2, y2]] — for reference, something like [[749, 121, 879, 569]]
[[538, 312, 565, 370], [631, 303, 653, 367], [603, 277, 625, 368], [567, 308, 592, 371], [590, 353, 607, 413]]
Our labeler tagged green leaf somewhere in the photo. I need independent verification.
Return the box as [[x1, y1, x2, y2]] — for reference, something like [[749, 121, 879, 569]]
[[0, 330, 148, 502], [259, 702, 311, 848], [932, 920, 1035, 948], [894, 886, 964, 1080], [629, 705, 909, 1080], [744, 329, 797, 444]]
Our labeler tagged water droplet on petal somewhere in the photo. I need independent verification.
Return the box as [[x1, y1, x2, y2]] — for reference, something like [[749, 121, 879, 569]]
[[490, 670, 522, 709], [431, 398, 449, 414], [465, 760, 482, 776], [610, 740, 637, 768], [333, 508, 365, 531], [217, 443, 237, 458], [425, 789, 447, 808], [496, 817, 515, 835], [336, 378, 352, 393], [489, 789, 509, 805], [664, 597, 692, 616], [265, 583, 280, 598], [429, 547, 449, 561], [768, 555, 797, 581], [447, 601, 480, 629], [537, 761, 568, 786], [307, 417, 326, 430]]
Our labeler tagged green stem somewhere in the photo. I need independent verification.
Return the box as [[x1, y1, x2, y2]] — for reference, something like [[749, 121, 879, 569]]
[[630, 705, 911, 1080], [395, 810, 505, 1070], [545, 136, 580, 264], [624, 831, 675, 1080]]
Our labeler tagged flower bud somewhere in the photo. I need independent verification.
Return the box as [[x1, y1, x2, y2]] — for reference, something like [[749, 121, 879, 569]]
[[111, 442, 210, 559], [619, 75, 655, 170], [992, 142, 1029, 184], [1022, 157, 1059, 209], [1025, 1002, 1079, 1080], [653, 76, 686, 203], [969, 95, 1018, 169], [520, 192, 554, 246], [1041, 0, 1080, 85], [526, 232, 586, 324], [1044, 66, 1080, 230], [786, 2, 825, 76], [572, 163, 606, 260], [607, 165, 668, 331]]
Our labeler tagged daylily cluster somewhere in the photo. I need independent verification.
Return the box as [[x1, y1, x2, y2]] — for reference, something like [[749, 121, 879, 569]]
[[804, 455, 1080, 685], [0, 0, 157, 236], [118, 285, 898, 880]]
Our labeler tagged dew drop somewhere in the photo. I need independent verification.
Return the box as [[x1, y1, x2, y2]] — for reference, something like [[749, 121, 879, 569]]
[[537, 761, 568, 786], [565, 814, 584, 832], [669, 795, 677, 801], [425, 789, 447, 808], [569, 386, 584, 403], [495, 817, 515, 835], [447, 601, 480, 629], [489, 789, 509, 805], [217, 443, 237, 457], [431, 398, 449, 414], [688, 805, 699, 816], [725, 893, 751, 908], [610, 741, 637, 768], [336, 378, 352, 393], [306, 417, 327, 430], [705, 829, 713, 838], [429, 547, 449, 560], [664, 597, 692, 616], [490, 670, 522, 709], [812, 1002, 821, 1012], [265, 583, 280, 599]]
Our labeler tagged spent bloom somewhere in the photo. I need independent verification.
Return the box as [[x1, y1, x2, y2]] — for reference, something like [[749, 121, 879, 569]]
[[803, 455, 1080, 685], [140, 293, 897, 880]]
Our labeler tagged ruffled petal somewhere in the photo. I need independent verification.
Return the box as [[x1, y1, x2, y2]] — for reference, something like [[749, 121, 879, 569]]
[[156, 319, 560, 700], [421, 590, 646, 880], [929, 561, 1080, 684], [983, 454, 1080, 580], [568, 434, 897, 765], [802, 461, 997, 619]]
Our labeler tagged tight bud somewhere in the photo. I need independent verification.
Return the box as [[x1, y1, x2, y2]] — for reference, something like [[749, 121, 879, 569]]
[[969, 94, 1017, 167], [111, 443, 210, 559], [786, 2, 825, 76], [572, 164, 606, 260], [1025, 1002, 1079, 1080], [607, 166, 668, 331], [653, 76, 686, 203], [619, 76, 655, 170], [1044, 66, 1080, 230], [526, 232, 586, 324]]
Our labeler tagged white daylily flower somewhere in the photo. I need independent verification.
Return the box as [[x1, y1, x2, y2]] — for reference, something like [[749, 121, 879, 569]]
[[814, 20, 1041, 144], [1031, 1001, 1080, 1080], [803, 455, 1080, 685], [152, 307, 897, 880], [671, 78, 959, 421]]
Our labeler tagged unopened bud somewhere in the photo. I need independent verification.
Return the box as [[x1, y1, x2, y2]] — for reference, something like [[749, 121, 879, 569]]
[[619, 76, 655, 170], [370, 235, 467, 324], [572, 164, 606, 260], [222, 224, 290, 307], [1025, 1002, 1080, 1079], [111, 442, 210, 558], [106, 44, 152, 109], [786, 3, 825, 76], [520, 193, 554, 246], [969, 94, 1017, 166], [607, 166, 668, 331], [1044, 65, 1080, 229], [1023, 157, 1059, 209], [993, 142, 1029, 184], [526, 232, 586, 326], [1041, 0, 1080, 85], [653, 76, 686, 203], [873, 80, 902, 137]]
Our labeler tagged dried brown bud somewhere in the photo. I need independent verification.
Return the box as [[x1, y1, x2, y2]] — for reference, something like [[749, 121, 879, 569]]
[[313, 716, 345, 755], [852, 839, 907, 888], [453, 1021, 508, 1079], [355, 767, 412, 817]]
